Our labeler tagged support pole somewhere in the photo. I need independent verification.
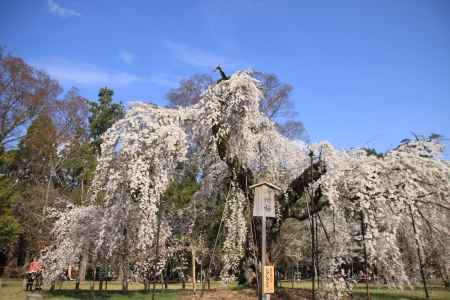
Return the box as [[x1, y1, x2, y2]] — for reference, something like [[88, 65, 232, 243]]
[[360, 211, 370, 300], [151, 201, 162, 300], [192, 245, 196, 295], [308, 150, 316, 300], [262, 216, 269, 300], [408, 204, 431, 300]]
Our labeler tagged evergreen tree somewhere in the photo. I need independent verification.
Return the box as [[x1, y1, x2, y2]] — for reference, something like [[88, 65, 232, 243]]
[[89, 87, 125, 154], [0, 148, 21, 276], [10, 114, 59, 266], [16, 114, 58, 183]]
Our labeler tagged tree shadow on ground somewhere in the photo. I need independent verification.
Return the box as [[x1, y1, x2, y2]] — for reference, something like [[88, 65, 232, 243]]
[[44, 289, 184, 300]]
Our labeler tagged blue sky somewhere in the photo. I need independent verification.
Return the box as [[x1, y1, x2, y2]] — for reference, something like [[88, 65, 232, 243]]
[[1, 0, 449, 155]]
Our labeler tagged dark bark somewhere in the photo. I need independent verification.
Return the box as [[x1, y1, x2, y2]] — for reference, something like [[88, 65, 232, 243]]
[[75, 257, 81, 290], [0, 252, 7, 278], [122, 225, 128, 292], [408, 204, 431, 300], [152, 200, 163, 300], [212, 124, 255, 194], [360, 211, 370, 300], [212, 123, 327, 223], [211, 105, 329, 292]]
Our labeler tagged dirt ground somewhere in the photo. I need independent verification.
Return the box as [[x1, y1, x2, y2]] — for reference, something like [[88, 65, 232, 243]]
[[183, 288, 312, 300]]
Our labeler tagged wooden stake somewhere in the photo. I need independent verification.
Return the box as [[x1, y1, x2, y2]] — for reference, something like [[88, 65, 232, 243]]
[[192, 245, 196, 295]]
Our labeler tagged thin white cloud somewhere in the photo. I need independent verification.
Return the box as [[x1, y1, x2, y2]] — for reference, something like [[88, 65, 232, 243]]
[[33, 59, 181, 89], [119, 50, 136, 64], [48, 0, 81, 17], [34, 59, 143, 87], [165, 40, 235, 68]]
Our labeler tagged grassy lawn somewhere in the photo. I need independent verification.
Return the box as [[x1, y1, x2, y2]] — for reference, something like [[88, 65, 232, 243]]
[[351, 284, 450, 300], [2, 279, 449, 300], [0, 279, 243, 300], [280, 280, 450, 300], [0, 280, 188, 300]]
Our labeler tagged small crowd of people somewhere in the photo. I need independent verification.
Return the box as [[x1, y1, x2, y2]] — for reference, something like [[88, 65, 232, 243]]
[[24, 257, 43, 291]]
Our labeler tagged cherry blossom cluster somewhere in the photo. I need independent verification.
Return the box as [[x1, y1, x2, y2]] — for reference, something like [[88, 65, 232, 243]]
[[41, 70, 449, 296]]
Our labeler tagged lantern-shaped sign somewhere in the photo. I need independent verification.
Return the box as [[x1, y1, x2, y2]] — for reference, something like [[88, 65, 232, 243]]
[[250, 181, 281, 218]]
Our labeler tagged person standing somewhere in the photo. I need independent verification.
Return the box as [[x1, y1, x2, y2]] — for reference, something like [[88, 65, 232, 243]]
[[25, 257, 42, 291]]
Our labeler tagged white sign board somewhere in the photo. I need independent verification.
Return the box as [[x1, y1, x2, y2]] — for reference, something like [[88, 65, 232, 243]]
[[252, 184, 276, 217]]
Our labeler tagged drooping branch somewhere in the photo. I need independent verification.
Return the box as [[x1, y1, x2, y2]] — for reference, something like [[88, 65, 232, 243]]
[[212, 123, 255, 192], [212, 118, 328, 222], [281, 161, 327, 221], [288, 196, 328, 222]]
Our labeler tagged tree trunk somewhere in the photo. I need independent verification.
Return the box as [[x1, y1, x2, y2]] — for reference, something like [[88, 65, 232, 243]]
[[306, 191, 316, 300], [164, 279, 168, 290], [78, 252, 88, 282], [122, 225, 129, 292], [308, 152, 319, 299], [122, 261, 128, 292], [152, 200, 162, 300], [105, 265, 108, 291], [212, 119, 327, 224], [200, 261, 203, 291], [117, 265, 123, 284], [90, 267, 95, 291], [408, 204, 431, 300], [42, 167, 53, 218], [314, 214, 320, 289], [360, 211, 370, 300], [0, 252, 8, 278], [122, 265, 128, 292], [75, 257, 82, 290], [291, 266, 294, 289]]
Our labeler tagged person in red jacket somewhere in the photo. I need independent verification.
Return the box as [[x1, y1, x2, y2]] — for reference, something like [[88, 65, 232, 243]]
[[25, 257, 42, 291], [27, 257, 42, 273]]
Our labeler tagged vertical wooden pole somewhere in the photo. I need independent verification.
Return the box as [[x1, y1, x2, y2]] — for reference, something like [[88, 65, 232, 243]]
[[262, 216, 269, 300], [192, 245, 196, 295], [311, 214, 316, 300], [192, 179, 197, 296], [152, 201, 162, 300], [315, 215, 320, 289], [360, 211, 369, 300], [308, 151, 316, 300]]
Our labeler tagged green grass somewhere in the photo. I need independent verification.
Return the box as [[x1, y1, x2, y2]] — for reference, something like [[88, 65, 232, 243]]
[[2, 279, 449, 300], [0, 280, 187, 300], [351, 284, 450, 300], [280, 280, 450, 300]]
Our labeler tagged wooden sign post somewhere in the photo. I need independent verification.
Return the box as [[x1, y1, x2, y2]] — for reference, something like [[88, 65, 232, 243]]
[[250, 181, 281, 300], [263, 265, 275, 294]]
